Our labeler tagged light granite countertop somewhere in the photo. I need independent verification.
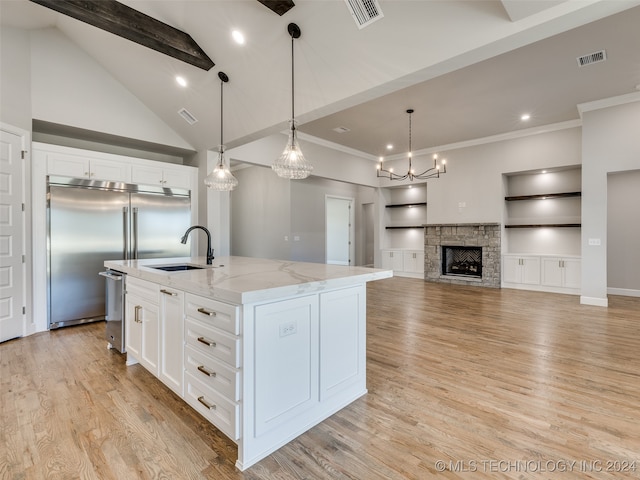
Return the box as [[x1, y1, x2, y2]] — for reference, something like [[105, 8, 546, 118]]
[[104, 256, 393, 305]]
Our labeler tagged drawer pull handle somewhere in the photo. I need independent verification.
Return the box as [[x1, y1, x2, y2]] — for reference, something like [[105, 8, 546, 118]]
[[160, 289, 177, 296], [197, 307, 216, 317], [197, 365, 217, 377], [134, 305, 142, 323], [197, 336, 216, 348], [197, 396, 216, 410]]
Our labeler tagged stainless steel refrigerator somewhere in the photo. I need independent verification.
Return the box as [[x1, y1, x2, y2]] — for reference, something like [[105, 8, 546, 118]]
[[47, 176, 192, 329]]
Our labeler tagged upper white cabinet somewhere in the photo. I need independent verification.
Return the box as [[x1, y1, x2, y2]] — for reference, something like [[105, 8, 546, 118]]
[[131, 162, 192, 189], [36, 143, 195, 191], [46, 152, 130, 182]]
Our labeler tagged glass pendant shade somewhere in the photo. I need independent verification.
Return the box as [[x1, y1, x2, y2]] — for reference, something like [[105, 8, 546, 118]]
[[272, 120, 313, 180], [204, 71, 237, 191], [204, 145, 238, 191]]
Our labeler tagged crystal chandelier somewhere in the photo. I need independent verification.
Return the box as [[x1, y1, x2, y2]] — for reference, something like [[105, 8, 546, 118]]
[[272, 23, 313, 180], [204, 71, 238, 191], [377, 109, 447, 181]]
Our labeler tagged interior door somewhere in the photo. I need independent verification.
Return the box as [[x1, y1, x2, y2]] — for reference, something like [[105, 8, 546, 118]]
[[0, 129, 25, 342], [326, 196, 354, 266]]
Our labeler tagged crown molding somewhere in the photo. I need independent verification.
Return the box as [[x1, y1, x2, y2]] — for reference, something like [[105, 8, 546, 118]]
[[577, 91, 640, 118]]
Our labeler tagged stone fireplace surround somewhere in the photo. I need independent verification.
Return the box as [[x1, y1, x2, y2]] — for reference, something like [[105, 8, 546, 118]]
[[424, 223, 501, 288]]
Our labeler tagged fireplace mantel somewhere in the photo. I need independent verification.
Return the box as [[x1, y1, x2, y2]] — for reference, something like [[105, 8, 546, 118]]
[[424, 223, 501, 288]]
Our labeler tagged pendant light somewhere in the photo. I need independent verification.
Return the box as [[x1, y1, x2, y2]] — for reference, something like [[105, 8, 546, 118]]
[[204, 71, 238, 191], [272, 23, 313, 180], [377, 109, 447, 181]]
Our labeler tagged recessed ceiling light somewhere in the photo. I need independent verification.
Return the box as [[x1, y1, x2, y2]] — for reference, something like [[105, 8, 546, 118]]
[[176, 76, 187, 87], [232, 30, 245, 45], [386, 144, 393, 150], [541, 170, 547, 174], [521, 113, 531, 121]]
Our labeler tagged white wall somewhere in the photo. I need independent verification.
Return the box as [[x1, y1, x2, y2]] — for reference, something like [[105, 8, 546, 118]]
[[0, 27, 32, 130], [228, 164, 371, 264], [379, 127, 582, 225], [607, 170, 640, 295], [580, 94, 640, 306], [29, 28, 194, 152]]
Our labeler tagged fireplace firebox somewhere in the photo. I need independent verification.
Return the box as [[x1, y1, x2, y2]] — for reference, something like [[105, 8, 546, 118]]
[[442, 246, 482, 278]]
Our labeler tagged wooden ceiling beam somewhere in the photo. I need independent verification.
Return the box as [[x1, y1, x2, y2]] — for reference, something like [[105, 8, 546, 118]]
[[257, 0, 295, 16], [29, 0, 214, 71]]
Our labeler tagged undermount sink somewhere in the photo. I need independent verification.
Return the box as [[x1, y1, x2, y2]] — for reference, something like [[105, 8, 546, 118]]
[[150, 264, 205, 272]]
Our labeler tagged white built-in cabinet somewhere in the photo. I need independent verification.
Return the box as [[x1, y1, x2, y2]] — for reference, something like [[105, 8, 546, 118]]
[[540, 257, 581, 290], [40, 142, 195, 190], [381, 249, 424, 278], [502, 167, 581, 295], [46, 151, 130, 182], [159, 286, 185, 397], [379, 184, 427, 278], [121, 271, 367, 470], [125, 276, 160, 374], [131, 163, 192, 189], [503, 254, 581, 294], [502, 255, 541, 285]]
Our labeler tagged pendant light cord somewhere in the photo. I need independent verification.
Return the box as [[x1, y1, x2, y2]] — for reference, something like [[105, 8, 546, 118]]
[[408, 110, 412, 171], [291, 32, 295, 129], [220, 77, 224, 147]]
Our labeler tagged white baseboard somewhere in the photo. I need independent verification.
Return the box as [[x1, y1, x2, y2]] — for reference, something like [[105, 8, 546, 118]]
[[580, 296, 609, 307], [607, 287, 640, 298]]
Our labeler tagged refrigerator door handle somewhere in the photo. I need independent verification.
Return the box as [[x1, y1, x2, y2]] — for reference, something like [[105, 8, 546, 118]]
[[132, 207, 139, 259], [123, 206, 129, 260]]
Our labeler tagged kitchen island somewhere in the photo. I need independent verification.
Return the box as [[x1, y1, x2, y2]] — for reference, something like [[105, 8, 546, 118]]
[[104, 256, 392, 470]]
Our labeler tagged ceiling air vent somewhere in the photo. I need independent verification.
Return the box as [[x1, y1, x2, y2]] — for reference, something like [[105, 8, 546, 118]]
[[178, 107, 198, 125], [577, 50, 607, 67], [344, 0, 383, 29]]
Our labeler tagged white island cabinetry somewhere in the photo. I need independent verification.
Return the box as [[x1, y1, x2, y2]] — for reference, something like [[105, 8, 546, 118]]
[[106, 256, 391, 471]]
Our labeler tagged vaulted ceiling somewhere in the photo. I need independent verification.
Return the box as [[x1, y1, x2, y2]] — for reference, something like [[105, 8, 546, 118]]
[[2, 0, 640, 158]]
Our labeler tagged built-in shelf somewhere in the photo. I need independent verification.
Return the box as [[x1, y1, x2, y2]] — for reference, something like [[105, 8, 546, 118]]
[[386, 226, 425, 229], [505, 192, 581, 201], [385, 202, 427, 208], [505, 224, 581, 229]]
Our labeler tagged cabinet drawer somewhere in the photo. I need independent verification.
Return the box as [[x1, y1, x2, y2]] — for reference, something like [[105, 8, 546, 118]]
[[185, 345, 241, 402], [184, 371, 240, 441], [184, 372, 240, 440], [126, 276, 158, 304], [185, 319, 240, 368], [185, 293, 239, 335]]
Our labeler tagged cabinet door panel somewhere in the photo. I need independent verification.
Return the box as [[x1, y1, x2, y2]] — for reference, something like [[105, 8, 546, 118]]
[[131, 164, 164, 186], [160, 288, 184, 396], [90, 158, 130, 182], [521, 257, 541, 285], [563, 258, 581, 289], [47, 154, 89, 178], [253, 295, 319, 437], [541, 257, 563, 287], [320, 286, 365, 400], [125, 294, 143, 364], [139, 299, 160, 376], [502, 256, 521, 283]]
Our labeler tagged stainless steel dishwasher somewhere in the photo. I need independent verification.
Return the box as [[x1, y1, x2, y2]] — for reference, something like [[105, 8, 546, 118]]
[[99, 269, 126, 353]]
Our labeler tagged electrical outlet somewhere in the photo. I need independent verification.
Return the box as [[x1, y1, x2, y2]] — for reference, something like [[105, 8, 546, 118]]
[[279, 321, 297, 337]]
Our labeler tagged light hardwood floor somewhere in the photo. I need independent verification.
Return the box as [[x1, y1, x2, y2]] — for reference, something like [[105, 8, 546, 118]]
[[2, 278, 640, 479]]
